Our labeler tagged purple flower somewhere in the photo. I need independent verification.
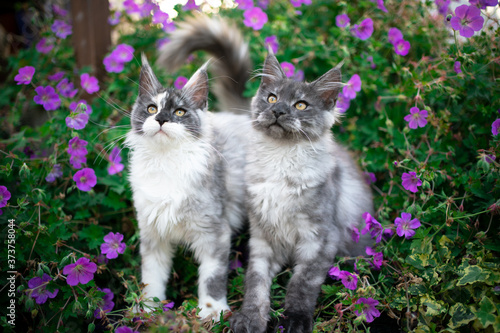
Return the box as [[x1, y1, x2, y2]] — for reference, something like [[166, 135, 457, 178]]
[[73, 168, 97, 192], [339, 271, 358, 290], [27, 274, 59, 304], [404, 107, 428, 129], [163, 301, 175, 311], [174, 76, 188, 90], [63, 257, 97, 286], [230, 258, 243, 270], [46, 164, 63, 182], [112, 44, 134, 62], [94, 288, 114, 319], [108, 147, 124, 175], [366, 247, 383, 270], [258, 0, 270, 9], [336, 92, 351, 113], [401, 172, 422, 193], [361, 212, 383, 243], [352, 18, 374, 40], [183, 0, 199, 10], [351, 227, 360, 243], [364, 172, 376, 184], [292, 69, 304, 82], [395, 212, 421, 239], [484, 154, 496, 164], [116, 327, 139, 333], [329, 266, 341, 280], [280, 62, 295, 78], [157, 37, 170, 50], [355, 297, 381, 323], [70, 154, 87, 169], [436, 0, 451, 16], [0, 186, 11, 209], [33, 86, 61, 111], [264, 35, 279, 54], [108, 11, 121, 25], [123, 0, 140, 15], [388, 27, 403, 45], [343, 74, 362, 100], [80, 73, 99, 94], [376, 0, 388, 12], [491, 119, 500, 135], [103, 54, 125, 73], [236, 0, 254, 9], [152, 9, 169, 25], [450, 5, 484, 38], [394, 39, 411, 56], [48, 71, 65, 81], [469, 0, 498, 9], [36, 38, 54, 54], [70, 100, 92, 115], [15, 66, 35, 85], [51, 20, 72, 39], [68, 136, 88, 157], [243, 7, 268, 30], [66, 111, 89, 130], [290, 0, 312, 7], [101, 232, 126, 259], [53, 4, 68, 16], [162, 21, 176, 33], [336, 14, 350, 28], [56, 78, 78, 98], [383, 228, 394, 239], [454, 61, 462, 74]]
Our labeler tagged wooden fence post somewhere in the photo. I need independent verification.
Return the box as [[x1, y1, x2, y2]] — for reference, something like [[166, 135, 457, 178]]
[[71, 0, 111, 80]]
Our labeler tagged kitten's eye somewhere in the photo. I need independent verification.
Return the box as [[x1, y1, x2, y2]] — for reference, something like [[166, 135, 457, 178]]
[[267, 94, 277, 104], [175, 109, 186, 117], [147, 105, 157, 114], [294, 101, 308, 110]]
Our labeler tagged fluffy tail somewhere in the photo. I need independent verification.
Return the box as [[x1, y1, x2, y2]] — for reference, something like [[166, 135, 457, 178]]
[[157, 13, 251, 113]]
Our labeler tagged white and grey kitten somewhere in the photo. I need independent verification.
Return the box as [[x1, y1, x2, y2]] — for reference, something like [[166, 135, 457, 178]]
[[229, 52, 374, 333], [125, 54, 250, 319]]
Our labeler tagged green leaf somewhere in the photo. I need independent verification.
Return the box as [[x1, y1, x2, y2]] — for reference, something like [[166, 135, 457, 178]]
[[457, 266, 490, 286], [421, 295, 446, 316], [448, 303, 475, 329], [472, 296, 497, 329]]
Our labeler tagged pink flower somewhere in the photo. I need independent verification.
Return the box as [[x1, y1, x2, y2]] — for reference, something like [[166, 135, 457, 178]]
[[339, 271, 358, 290], [70, 100, 92, 115], [450, 5, 484, 38], [352, 18, 374, 40], [395, 212, 421, 239], [36, 38, 54, 54], [48, 72, 65, 81], [112, 44, 134, 63], [14, 66, 35, 85], [361, 212, 383, 243], [70, 154, 87, 169], [336, 92, 351, 113], [336, 14, 350, 28], [343, 74, 362, 100], [80, 73, 99, 94], [63, 257, 97, 286], [27, 274, 59, 304], [152, 9, 169, 25], [94, 288, 114, 319], [33, 86, 61, 111], [404, 107, 428, 129], [264, 35, 279, 54], [163, 301, 175, 311], [73, 168, 97, 192], [328, 266, 341, 280], [366, 247, 383, 270], [67, 136, 88, 157], [376, 0, 388, 12], [101, 232, 127, 259], [183, 0, 199, 10], [108, 11, 121, 25], [401, 171, 422, 193], [351, 227, 360, 243], [243, 7, 268, 30], [56, 78, 78, 98], [388, 27, 403, 45], [51, 20, 72, 39], [394, 40, 411, 56], [454, 61, 462, 74], [236, 0, 254, 9], [66, 111, 89, 130], [174, 76, 188, 90], [280, 62, 295, 78], [103, 54, 125, 73], [107, 147, 124, 175], [0, 186, 12, 209], [492, 119, 500, 136], [355, 297, 381, 323]]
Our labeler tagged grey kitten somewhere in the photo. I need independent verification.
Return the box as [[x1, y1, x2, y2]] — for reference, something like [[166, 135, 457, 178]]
[[229, 52, 374, 333], [125, 54, 250, 319]]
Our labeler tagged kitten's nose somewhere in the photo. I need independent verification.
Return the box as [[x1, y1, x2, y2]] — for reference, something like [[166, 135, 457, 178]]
[[272, 103, 288, 118], [156, 114, 169, 126]]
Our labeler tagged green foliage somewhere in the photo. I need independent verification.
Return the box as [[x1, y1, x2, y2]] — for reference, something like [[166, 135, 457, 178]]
[[0, 0, 499, 332]]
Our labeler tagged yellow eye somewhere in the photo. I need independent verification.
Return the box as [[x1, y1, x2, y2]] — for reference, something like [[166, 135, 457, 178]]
[[294, 101, 307, 110], [147, 105, 157, 114], [175, 109, 186, 117], [268, 94, 277, 104]]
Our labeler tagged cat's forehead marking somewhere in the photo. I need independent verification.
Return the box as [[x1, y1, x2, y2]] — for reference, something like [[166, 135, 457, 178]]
[[156, 91, 168, 107]]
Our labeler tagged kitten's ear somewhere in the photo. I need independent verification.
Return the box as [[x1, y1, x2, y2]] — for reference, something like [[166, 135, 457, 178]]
[[183, 63, 209, 110], [139, 53, 162, 97], [261, 50, 285, 87], [311, 66, 342, 109]]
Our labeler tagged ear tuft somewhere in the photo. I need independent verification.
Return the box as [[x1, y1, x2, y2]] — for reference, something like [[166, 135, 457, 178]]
[[139, 53, 162, 97], [261, 51, 285, 87], [311, 67, 342, 109], [183, 64, 209, 110]]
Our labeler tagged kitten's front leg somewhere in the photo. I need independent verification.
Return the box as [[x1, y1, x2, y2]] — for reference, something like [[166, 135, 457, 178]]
[[230, 235, 281, 333], [276, 250, 334, 333], [137, 232, 175, 312]]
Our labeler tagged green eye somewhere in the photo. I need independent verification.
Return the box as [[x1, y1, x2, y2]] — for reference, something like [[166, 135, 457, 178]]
[[294, 101, 307, 110], [147, 105, 157, 114], [268, 94, 277, 103], [175, 109, 186, 117]]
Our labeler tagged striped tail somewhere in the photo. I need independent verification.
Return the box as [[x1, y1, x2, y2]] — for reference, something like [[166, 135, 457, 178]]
[[157, 13, 251, 113]]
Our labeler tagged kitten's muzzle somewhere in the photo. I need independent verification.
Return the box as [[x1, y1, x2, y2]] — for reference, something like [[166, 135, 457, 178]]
[[155, 113, 170, 126], [272, 102, 288, 119]]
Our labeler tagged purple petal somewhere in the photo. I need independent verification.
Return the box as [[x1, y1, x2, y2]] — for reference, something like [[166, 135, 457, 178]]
[[460, 26, 475, 38], [468, 16, 484, 31], [454, 5, 468, 19], [449, 17, 462, 31]]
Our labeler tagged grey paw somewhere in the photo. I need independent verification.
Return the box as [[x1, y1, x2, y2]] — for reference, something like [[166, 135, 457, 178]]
[[230, 311, 268, 333], [275, 311, 313, 333]]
